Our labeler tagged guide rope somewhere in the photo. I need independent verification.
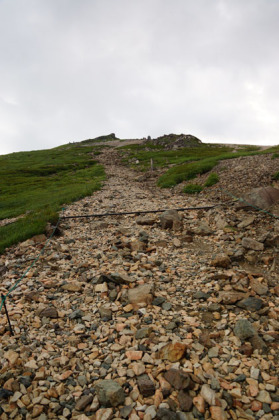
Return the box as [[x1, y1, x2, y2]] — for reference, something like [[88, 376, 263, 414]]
[[61, 205, 217, 220], [0, 212, 63, 317], [219, 187, 279, 220], [2, 186, 279, 335]]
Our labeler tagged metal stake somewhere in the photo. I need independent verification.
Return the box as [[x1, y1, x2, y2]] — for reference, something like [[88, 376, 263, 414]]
[[1, 294, 14, 336]]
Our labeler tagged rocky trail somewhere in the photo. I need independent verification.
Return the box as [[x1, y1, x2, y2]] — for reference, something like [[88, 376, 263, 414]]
[[0, 147, 279, 420]]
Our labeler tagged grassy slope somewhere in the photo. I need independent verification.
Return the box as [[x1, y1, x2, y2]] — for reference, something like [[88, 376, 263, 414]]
[[1, 136, 279, 255], [119, 142, 279, 187], [158, 146, 279, 188], [0, 144, 105, 254]]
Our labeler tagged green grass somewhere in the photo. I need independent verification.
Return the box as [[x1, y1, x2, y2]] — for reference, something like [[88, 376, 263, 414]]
[[119, 143, 233, 171], [158, 157, 219, 188], [80, 133, 117, 144], [183, 184, 203, 194], [120, 140, 279, 186], [157, 147, 278, 188], [0, 144, 105, 254], [237, 145, 261, 152], [204, 172, 219, 187]]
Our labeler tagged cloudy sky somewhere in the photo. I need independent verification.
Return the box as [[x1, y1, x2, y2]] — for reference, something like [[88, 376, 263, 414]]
[[1, 0, 279, 155]]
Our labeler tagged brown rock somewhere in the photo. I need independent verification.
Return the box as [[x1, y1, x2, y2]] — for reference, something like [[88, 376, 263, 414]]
[[32, 234, 47, 243], [160, 210, 183, 231], [271, 402, 279, 411], [250, 278, 268, 295], [157, 374, 172, 398], [218, 291, 248, 304], [173, 238, 181, 247], [257, 390, 272, 403], [39, 306, 58, 318], [274, 285, 279, 296], [177, 391, 193, 411], [4, 350, 19, 366], [181, 234, 193, 243], [95, 408, 113, 420], [242, 237, 264, 251], [61, 282, 82, 292], [32, 405, 44, 417], [239, 343, 253, 356], [193, 395, 205, 414], [136, 217, 156, 226], [24, 291, 40, 302], [128, 284, 153, 307], [99, 272, 135, 285], [251, 400, 263, 411], [164, 369, 194, 390], [238, 216, 255, 228], [156, 342, 187, 362], [211, 254, 231, 268], [126, 351, 143, 360], [59, 370, 73, 380], [209, 406, 228, 420], [199, 331, 213, 348], [75, 394, 93, 411], [137, 374, 155, 397], [249, 334, 268, 353], [129, 239, 146, 252]]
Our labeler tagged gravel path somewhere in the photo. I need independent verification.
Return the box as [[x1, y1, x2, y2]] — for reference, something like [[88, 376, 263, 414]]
[[0, 147, 279, 420]]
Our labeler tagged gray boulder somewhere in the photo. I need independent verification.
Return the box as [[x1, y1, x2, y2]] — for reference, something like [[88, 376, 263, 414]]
[[234, 319, 256, 341], [95, 380, 125, 407]]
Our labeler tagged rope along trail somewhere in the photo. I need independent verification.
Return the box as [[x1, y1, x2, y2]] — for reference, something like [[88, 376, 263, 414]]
[[1, 188, 278, 321]]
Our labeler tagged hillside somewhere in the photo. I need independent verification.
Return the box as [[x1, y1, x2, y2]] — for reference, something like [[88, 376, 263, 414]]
[[0, 136, 279, 419], [0, 143, 105, 254]]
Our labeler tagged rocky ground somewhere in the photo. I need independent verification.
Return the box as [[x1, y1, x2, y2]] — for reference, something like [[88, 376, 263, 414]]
[[190, 154, 279, 199], [0, 147, 279, 420]]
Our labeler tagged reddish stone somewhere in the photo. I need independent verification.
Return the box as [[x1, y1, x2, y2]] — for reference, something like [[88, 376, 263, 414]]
[[209, 406, 227, 420], [239, 343, 253, 356], [125, 351, 143, 360], [251, 400, 262, 411], [156, 342, 187, 362], [193, 395, 205, 414], [271, 402, 279, 410]]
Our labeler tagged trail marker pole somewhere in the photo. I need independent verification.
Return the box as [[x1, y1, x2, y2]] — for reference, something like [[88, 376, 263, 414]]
[[1, 294, 14, 336]]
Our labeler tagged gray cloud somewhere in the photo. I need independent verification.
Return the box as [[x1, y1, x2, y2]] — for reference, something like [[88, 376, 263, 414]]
[[0, 0, 279, 154]]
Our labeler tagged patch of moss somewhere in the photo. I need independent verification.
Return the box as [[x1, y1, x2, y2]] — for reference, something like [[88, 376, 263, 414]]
[[204, 172, 219, 187], [183, 184, 203, 194]]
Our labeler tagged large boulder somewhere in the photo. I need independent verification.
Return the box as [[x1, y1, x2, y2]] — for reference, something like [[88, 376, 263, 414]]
[[128, 284, 154, 307], [160, 210, 183, 231], [95, 380, 125, 407], [234, 319, 256, 341], [237, 186, 279, 210]]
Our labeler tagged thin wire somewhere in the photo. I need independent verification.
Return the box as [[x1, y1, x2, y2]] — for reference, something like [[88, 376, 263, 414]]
[[61, 205, 217, 220], [0, 211, 64, 313], [219, 187, 279, 220]]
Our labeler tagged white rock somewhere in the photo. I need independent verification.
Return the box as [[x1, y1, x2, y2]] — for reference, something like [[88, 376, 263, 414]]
[[201, 384, 216, 406], [250, 366, 260, 380], [145, 405, 157, 419]]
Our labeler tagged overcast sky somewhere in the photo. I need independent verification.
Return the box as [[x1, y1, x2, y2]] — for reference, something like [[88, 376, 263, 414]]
[[1, 0, 279, 155]]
